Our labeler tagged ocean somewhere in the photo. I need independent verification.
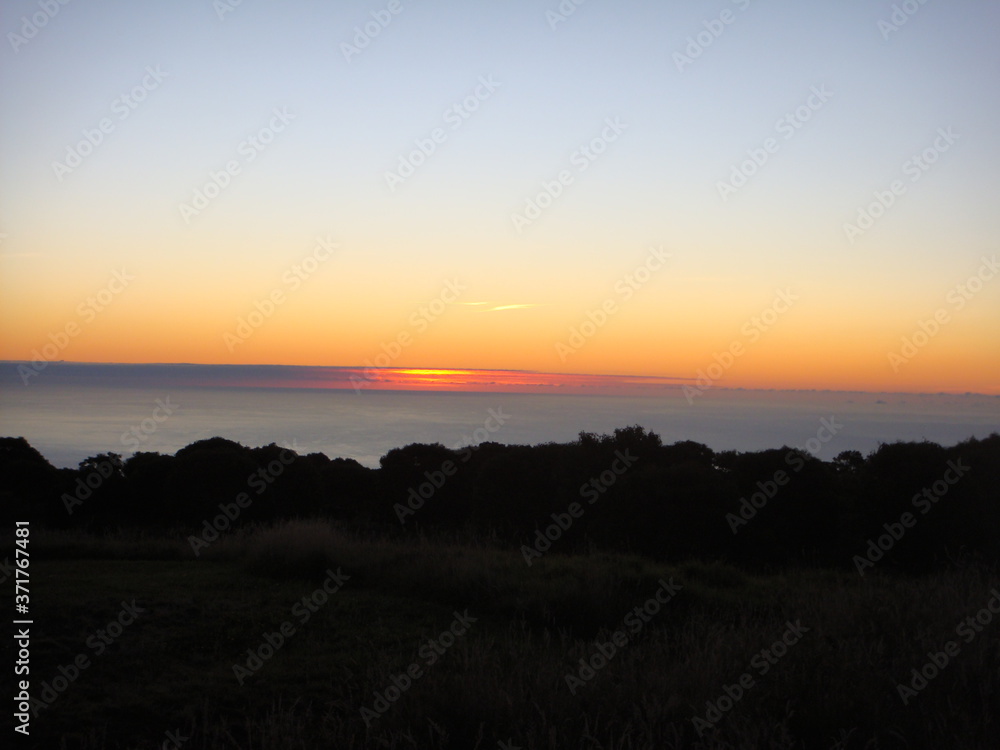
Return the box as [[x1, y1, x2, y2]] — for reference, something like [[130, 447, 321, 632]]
[[1, 363, 997, 469]]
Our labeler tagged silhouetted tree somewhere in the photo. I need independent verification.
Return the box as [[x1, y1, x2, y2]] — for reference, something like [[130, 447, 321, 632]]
[[2, 430, 997, 572]]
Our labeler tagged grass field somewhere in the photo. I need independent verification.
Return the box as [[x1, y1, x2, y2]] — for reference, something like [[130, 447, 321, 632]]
[[13, 521, 1000, 749]]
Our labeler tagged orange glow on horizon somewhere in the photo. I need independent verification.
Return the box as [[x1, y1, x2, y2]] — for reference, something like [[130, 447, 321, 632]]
[[340, 367, 690, 394]]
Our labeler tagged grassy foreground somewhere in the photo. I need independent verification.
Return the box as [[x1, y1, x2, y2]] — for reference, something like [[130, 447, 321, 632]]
[[15, 521, 1000, 749]]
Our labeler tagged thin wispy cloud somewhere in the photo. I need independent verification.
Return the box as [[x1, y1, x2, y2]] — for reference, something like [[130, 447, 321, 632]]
[[482, 304, 540, 312], [459, 302, 543, 312]]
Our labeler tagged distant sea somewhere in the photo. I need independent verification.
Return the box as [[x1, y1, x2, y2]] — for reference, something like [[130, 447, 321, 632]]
[[0, 363, 997, 469]]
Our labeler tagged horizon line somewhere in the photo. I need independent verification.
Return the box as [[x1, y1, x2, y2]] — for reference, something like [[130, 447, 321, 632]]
[[1, 360, 997, 399]]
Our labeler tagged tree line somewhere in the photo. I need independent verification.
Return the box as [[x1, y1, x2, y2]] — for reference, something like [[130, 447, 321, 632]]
[[2, 426, 998, 571]]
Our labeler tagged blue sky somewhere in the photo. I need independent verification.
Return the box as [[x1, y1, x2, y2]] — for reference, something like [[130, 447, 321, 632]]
[[2, 0, 998, 393]]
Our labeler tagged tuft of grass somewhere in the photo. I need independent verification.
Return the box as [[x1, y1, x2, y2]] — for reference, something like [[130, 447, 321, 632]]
[[26, 526, 189, 559]]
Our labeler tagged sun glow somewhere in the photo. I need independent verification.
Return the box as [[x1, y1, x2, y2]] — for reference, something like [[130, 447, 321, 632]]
[[346, 368, 691, 394], [394, 369, 478, 377]]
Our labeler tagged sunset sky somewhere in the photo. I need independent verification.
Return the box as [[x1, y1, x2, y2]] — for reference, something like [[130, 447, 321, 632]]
[[2, 0, 998, 395]]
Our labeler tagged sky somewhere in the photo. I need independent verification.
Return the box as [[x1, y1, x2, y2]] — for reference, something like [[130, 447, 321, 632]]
[[1, 0, 998, 395]]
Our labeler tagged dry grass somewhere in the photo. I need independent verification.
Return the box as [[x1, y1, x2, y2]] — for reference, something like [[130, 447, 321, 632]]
[[190, 522, 1000, 747], [27, 520, 1000, 749]]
